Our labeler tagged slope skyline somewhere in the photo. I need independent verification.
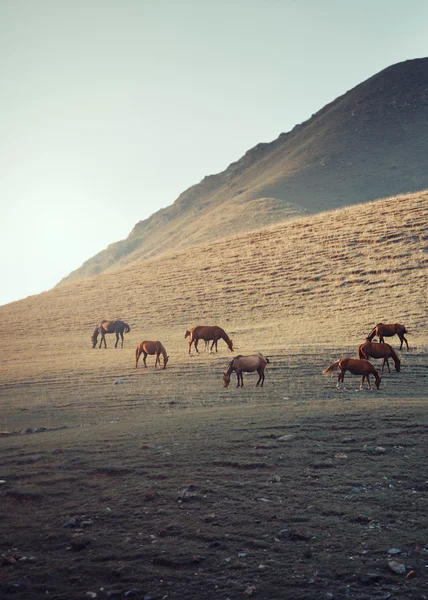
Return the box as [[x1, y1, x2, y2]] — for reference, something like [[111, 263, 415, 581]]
[[60, 57, 428, 285], [2, 0, 428, 305]]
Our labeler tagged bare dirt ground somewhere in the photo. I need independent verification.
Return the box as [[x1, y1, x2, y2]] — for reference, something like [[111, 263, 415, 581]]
[[1, 344, 428, 600]]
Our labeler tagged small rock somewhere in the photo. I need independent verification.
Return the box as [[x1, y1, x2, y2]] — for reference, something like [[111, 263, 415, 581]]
[[63, 518, 78, 528], [278, 434, 295, 441], [388, 548, 401, 555], [374, 446, 386, 453], [278, 528, 292, 539], [69, 537, 91, 551], [269, 475, 281, 483], [360, 573, 382, 584], [86, 593, 97, 599], [388, 560, 406, 575], [114, 379, 124, 385], [292, 528, 312, 541], [243, 586, 256, 596], [124, 591, 140, 598]]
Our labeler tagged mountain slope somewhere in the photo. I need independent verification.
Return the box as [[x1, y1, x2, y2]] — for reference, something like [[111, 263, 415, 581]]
[[60, 58, 428, 284]]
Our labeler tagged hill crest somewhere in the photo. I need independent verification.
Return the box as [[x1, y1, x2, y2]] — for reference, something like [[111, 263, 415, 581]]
[[60, 57, 428, 284]]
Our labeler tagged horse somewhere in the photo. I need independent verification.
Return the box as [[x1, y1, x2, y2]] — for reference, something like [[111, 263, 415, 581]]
[[185, 325, 234, 354], [358, 339, 401, 373], [91, 320, 131, 349], [323, 358, 381, 390], [135, 341, 169, 369], [223, 354, 270, 388], [367, 323, 409, 350]]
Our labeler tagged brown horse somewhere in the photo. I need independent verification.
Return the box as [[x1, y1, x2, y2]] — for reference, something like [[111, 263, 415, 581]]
[[185, 325, 234, 354], [323, 358, 381, 390], [358, 339, 401, 373], [91, 320, 131, 349], [223, 354, 270, 388], [367, 323, 409, 350], [135, 341, 169, 369]]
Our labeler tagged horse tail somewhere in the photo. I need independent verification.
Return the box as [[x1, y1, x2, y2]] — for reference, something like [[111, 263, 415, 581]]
[[323, 360, 341, 376], [358, 345, 367, 360], [265, 357, 270, 364], [367, 326, 377, 341]]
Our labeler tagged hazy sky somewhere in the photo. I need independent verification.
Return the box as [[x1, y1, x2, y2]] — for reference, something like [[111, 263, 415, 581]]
[[1, 0, 427, 306]]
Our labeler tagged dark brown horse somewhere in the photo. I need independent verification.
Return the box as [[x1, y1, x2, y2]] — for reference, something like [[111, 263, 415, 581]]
[[367, 323, 409, 350], [358, 339, 401, 373], [185, 325, 234, 354], [135, 341, 169, 369], [223, 354, 270, 388], [323, 358, 381, 390], [91, 320, 131, 349]]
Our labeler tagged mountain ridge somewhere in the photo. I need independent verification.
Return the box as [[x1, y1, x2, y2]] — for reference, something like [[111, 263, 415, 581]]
[[60, 57, 428, 285]]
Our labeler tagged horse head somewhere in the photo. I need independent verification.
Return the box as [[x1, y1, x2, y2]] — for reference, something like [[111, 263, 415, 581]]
[[164, 355, 170, 369], [91, 327, 99, 348], [184, 330, 191, 339], [227, 339, 234, 352], [223, 372, 231, 387], [375, 373, 381, 389]]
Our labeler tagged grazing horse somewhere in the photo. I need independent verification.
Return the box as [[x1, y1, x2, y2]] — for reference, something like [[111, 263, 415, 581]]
[[367, 323, 409, 350], [223, 354, 270, 388], [91, 320, 131, 349], [358, 339, 401, 373], [323, 358, 381, 390], [185, 325, 234, 354], [135, 341, 169, 369]]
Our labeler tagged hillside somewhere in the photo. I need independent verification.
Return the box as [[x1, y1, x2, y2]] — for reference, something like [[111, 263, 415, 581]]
[[60, 57, 428, 284], [2, 189, 427, 394]]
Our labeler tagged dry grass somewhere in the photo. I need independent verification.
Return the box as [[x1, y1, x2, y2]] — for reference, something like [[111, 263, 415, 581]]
[[1, 191, 428, 599]]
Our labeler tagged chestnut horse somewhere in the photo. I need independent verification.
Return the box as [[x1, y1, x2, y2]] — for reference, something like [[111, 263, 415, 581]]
[[135, 341, 169, 369], [367, 323, 409, 350], [358, 339, 401, 373], [323, 358, 381, 390], [223, 354, 270, 388], [185, 325, 234, 354], [91, 320, 131, 349]]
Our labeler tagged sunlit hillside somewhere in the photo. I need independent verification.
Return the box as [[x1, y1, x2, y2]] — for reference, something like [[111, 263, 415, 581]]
[[2, 189, 427, 394], [60, 58, 428, 284]]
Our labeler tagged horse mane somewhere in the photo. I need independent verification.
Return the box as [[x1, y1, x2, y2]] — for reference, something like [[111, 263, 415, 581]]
[[367, 327, 377, 340]]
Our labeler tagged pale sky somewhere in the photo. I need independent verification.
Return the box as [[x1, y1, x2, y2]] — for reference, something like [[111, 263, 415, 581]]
[[1, 0, 427, 306]]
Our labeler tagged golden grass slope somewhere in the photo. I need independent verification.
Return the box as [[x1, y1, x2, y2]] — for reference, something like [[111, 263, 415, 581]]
[[1, 190, 427, 391]]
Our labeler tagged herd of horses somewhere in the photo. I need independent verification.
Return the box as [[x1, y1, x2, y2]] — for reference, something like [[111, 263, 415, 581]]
[[91, 320, 409, 390], [323, 323, 409, 390]]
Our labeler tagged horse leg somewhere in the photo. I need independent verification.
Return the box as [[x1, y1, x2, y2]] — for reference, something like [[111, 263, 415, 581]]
[[100, 333, 107, 349], [114, 332, 119, 348], [379, 335, 384, 343], [155, 352, 160, 368], [384, 358, 391, 373], [143, 352, 148, 368], [194, 339, 200, 354], [403, 335, 409, 351], [120, 332, 124, 348]]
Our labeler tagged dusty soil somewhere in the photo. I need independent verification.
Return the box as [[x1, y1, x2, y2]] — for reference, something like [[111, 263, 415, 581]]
[[1, 347, 428, 600]]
